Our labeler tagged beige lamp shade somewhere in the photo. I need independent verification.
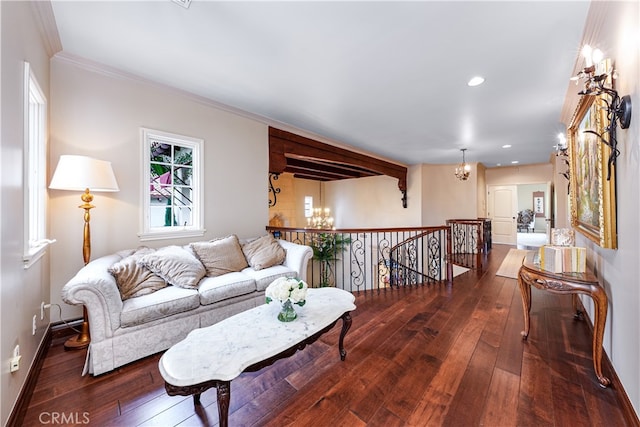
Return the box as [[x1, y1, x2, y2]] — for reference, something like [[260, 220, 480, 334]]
[[49, 155, 119, 192]]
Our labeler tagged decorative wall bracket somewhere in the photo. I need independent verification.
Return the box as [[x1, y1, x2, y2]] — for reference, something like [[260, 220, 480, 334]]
[[268, 173, 280, 207]]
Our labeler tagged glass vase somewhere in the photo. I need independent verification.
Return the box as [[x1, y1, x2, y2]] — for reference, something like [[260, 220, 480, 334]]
[[278, 299, 297, 322]]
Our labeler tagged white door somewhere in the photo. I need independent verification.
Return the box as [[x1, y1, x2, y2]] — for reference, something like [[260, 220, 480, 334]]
[[488, 185, 517, 245]]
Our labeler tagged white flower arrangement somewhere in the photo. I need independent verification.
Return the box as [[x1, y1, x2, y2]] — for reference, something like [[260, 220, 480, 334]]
[[265, 277, 308, 306]]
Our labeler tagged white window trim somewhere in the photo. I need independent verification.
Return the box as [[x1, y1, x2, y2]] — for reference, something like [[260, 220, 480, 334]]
[[23, 61, 53, 269], [139, 128, 205, 241]]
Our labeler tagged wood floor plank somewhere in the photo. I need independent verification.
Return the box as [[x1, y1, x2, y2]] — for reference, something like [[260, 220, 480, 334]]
[[479, 367, 521, 426], [441, 339, 499, 426], [516, 351, 555, 427], [405, 312, 485, 425]]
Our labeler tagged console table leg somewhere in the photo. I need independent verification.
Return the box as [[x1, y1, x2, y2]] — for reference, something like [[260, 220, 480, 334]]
[[193, 393, 201, 405], [518, 271, 532, 339], [339, 312, 352, 361], [591, 289, 611, 387], [216, 381, 231, 427]]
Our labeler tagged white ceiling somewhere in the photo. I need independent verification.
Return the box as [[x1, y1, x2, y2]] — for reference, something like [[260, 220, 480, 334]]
[[49, 1, 591, 168]]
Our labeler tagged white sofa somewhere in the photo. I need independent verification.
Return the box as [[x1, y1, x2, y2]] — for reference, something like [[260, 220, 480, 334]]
[[61, 236, 312, 375]]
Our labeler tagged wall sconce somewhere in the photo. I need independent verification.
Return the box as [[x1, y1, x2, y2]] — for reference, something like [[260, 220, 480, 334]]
[[572, 45, 632, 180], [454, 149, 471, 181]]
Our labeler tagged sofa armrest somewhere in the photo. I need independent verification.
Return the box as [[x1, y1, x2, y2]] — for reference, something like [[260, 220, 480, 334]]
[[61, 253, 125, 342], [277, 239, 313, 283]]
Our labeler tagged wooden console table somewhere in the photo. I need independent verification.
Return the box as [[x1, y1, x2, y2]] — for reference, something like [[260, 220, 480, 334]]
[[159, 288, 356, 427], [517, 252, 610, 387]]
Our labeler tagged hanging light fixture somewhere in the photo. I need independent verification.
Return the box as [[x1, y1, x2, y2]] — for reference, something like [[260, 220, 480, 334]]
[[455, 149, 471, 181]]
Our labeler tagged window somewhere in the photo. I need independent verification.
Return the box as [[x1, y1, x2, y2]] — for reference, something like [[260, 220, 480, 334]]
[[304, 196, 313, 218], [140, 128, 204, 240], [23, 62, 51, 268]]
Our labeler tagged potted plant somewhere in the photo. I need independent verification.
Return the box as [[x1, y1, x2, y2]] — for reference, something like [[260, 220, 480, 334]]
[[310, 233, 352, 287]]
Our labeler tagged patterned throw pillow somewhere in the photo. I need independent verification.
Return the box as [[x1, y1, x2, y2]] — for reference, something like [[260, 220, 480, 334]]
[[108, 247, 167, 300], [242, 234, 286, 271], [137, 245, 206, 289], [190, 235, 249, 277]]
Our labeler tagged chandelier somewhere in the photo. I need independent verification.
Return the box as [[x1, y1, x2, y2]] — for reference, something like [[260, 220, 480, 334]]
[[307, 207, 334, 229], [455, 149, 471, 181]]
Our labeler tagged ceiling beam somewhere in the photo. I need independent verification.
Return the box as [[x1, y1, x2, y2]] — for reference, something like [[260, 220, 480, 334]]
[[269, 127, 408, 207]]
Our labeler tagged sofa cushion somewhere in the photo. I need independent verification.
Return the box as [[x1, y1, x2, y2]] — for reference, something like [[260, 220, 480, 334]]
[[197, 272, 257, 305], [120, 285, 200, 328], [241, 234, 286, 270], [241, 265, 297, 291], [138, 245, 206, 289], [108, 247, 167, 300], [190, 235, 248, 277]]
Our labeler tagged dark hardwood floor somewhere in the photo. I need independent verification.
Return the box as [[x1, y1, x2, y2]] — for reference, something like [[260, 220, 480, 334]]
[[23, 244, 634, 426]]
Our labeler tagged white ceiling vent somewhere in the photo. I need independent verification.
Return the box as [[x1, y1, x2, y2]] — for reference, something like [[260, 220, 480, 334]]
[[172, 0, 192, 9]]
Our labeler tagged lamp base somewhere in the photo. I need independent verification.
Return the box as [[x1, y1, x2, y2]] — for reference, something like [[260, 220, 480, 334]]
[[64, 307, 90, 351], [63, 332, 90, 350]]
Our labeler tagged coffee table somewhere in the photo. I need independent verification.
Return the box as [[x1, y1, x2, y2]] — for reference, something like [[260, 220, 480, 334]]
[[158, 287, 356, 426]]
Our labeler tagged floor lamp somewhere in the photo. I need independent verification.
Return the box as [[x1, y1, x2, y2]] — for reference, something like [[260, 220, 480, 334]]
[[50, 155, 119, 350]]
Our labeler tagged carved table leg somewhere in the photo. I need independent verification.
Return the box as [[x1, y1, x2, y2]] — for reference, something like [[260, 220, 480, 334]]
[[590, 287, 611, 387], [193, 393, 201, 405], [216, 380, 231, 427], [339, 312, 352, 361], [518, 269, 532, 339]]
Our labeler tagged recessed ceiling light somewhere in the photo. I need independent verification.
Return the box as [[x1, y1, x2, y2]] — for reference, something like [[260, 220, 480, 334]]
[[496, 163, 502, 166], [468, 76, 485, 87], [502, 144, 512, 148], [511, 160, 519, 164]]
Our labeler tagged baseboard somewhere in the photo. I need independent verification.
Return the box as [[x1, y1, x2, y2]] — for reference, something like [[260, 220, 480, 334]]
[[6, 327, 53, 427], [50, 317, 84, 340], [575, 298, 640, 426], [6, 318, 82, 427]]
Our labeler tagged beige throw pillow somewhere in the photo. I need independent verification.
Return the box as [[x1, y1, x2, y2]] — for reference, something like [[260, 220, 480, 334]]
[[242, 234, 286, 271], [108, 247, 167, 300], [138, 245, 206, 289], [190, 235, 249, 277]]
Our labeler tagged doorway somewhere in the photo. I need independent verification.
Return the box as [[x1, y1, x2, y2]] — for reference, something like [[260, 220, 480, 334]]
[[516, 182, 551, 248], [488, 182, 552, 247]]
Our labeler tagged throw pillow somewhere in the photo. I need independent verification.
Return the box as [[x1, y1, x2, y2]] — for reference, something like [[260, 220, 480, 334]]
[[108, 247, 167, 300], [138, 245, 206, 289], [190, 235, 249, 277], [242, 234, 286, 271]]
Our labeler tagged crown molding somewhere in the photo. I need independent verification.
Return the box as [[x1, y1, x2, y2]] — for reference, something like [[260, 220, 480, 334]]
[[31, 1, 62, 57]]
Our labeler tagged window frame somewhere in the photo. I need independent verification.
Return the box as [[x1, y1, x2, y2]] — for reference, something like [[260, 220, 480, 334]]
[[139, 128, 205, 241], [23, 62, 51, 268]]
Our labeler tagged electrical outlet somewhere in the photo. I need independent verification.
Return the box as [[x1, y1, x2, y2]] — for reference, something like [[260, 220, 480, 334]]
[[32, 315, 37, 335], [40, 301, 51, 320], [11, 345, 21, 373], [10, 356, 21, 373]]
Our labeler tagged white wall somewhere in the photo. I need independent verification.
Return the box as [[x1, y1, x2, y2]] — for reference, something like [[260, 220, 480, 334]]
[[0, 2, 52, 424], [326, 165, 422, 228], [49, 56, 269, 321], [566, 1, 640, 416], [421, 163, 480, 225]]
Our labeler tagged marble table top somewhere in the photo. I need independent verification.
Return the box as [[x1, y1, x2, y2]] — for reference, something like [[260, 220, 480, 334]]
[[159, 287, 356, 387]]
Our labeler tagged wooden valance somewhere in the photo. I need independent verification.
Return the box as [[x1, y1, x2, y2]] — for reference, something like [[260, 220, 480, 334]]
[[269, 127, 408, 207]]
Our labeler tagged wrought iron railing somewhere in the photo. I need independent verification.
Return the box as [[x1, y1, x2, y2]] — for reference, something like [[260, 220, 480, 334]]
[[445, 218, 490, 271], [266, 226, 451, 293]]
